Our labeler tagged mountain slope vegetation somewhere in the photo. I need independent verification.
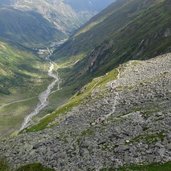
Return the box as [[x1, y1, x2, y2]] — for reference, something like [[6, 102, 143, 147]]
[[0, 41, 47, 95], [53, 0, 171, 87]]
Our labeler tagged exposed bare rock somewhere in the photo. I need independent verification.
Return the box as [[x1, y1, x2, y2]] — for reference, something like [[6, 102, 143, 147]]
[[1, 53, 171, 170]]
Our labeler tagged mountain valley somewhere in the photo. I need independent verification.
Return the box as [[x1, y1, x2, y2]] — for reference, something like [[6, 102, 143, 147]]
[[0, 0, 115, 48], [0, 41, 53, 137], [0, 0, 171, 171]]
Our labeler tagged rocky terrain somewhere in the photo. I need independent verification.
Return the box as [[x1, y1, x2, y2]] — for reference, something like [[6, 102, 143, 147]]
[[0, 53, 171, 170]]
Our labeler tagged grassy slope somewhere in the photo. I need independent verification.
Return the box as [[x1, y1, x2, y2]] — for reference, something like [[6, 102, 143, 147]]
[[0, 160, 54, 171], [0, 41, 51, 136], [0, 159, 9, 171], [53, 0, 171, 86], [1, 159, 171, 171], [101, 162, 171, 171], [53, 0, 164, 58], [16, 163, 54, 171]]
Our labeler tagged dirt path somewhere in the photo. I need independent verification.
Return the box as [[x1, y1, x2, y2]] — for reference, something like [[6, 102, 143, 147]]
[[0, 97, 36, 110]]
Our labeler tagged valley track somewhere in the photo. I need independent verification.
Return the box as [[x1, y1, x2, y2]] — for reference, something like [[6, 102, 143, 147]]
[[0, 97, 36, 110], [92, 68, 121, 125]]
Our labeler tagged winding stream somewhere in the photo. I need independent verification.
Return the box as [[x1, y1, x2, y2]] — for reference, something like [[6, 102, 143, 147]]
[[20, 58, 60, 130]]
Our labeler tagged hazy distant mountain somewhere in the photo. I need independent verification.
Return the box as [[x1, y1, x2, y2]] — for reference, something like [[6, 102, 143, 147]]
[[12, 0, 81, 34], [0, 6, 65, 48], [0, 0, 115, 34], [65, 0, 115, 11], [0, 0, 114, 48]]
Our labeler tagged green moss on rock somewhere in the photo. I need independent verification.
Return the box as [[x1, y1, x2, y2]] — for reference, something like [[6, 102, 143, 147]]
[[16, 163, 54, 171]]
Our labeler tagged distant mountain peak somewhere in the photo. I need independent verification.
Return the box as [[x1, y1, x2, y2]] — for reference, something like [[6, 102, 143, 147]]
[[0, 0, 115, 35]]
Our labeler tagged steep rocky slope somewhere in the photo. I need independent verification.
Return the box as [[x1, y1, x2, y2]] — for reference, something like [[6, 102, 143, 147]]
[[1, 53, 171, 170]]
